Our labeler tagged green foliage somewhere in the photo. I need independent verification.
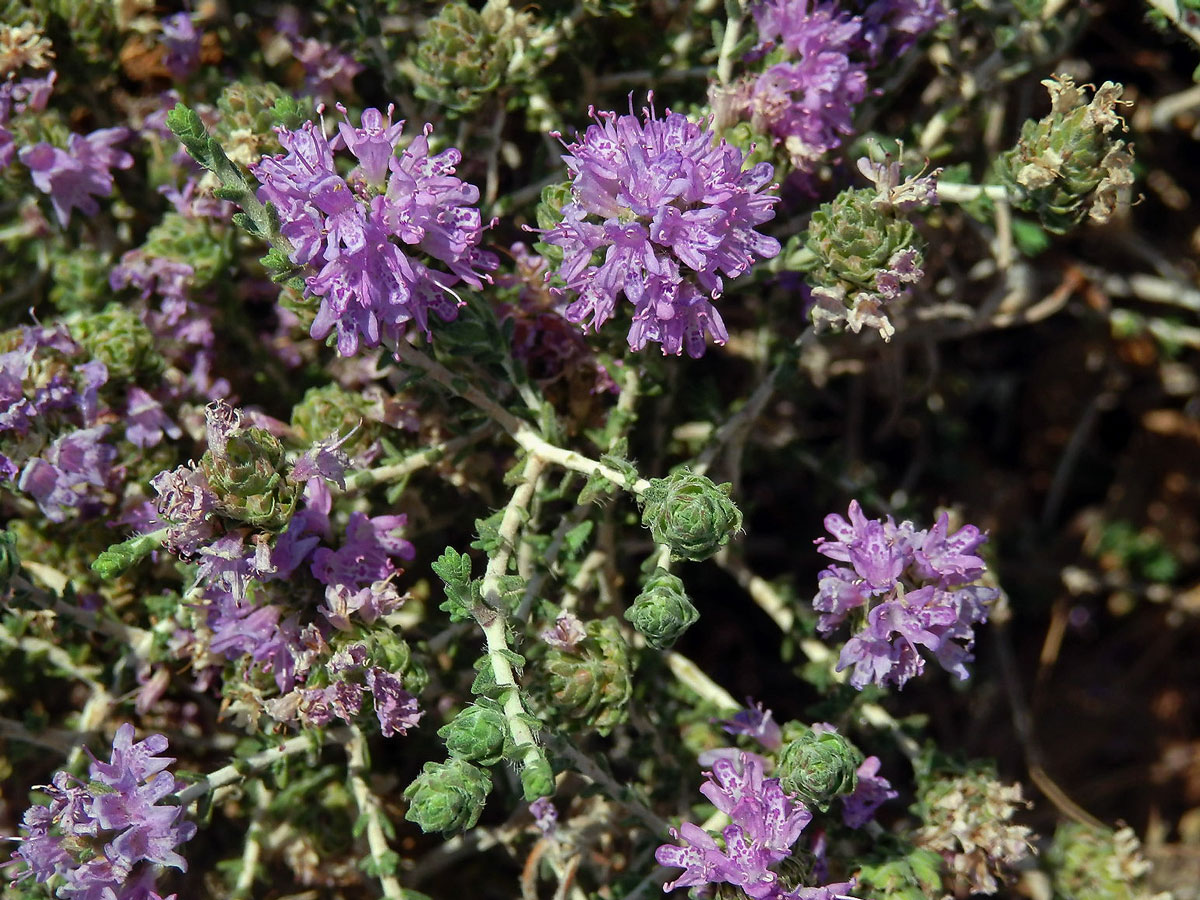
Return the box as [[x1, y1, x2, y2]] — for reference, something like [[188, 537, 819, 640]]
[[536, 617, 633, 736]]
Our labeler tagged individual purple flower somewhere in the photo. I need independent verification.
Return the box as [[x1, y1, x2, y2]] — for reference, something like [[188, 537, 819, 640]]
[[812, 501, 999, 689], [160, 12, 201, 80], [9, 724, 195, 899], [366, 666, 423, 737], [110, 251, 196, 305], [539, 97, 780, 357], [151, 465, 217, 556], [19, 127, 134, 226], [530, 797, 558, 836], [841, 756, 897, 828], [125, 387, 183, 449], [540, 610, 587, 651], [250, 105, 497, 356], [721, 699, 784, 751]]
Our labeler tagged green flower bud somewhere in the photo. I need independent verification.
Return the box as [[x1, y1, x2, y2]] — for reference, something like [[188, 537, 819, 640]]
[[71, 304, 163, 382], [411, 2, 511, 114], [403, 758, 492, 835], [856, 845, 945, 900], [0, 529, 20, 593], [1047, 823, 1157, 900], [777, 728, 862, 810], [995, 75, 1134, 234], [291, 384, 382, 458], [625, 568, 699, 649], [519, 752, 555, 802], [640, 470, 742, 562], [438, 702, 509, 766], [200, 427, 298, 532], [537, 617, 632, 736]]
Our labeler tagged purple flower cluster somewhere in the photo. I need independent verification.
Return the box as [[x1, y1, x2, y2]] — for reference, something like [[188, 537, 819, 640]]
[[743, 1, 869, 176], [813, 500, 998, 689], [10, 724, 196, 900], [250, 105, 497, 356], [539, 98, 781, 357], [656, 753, 855, 899]]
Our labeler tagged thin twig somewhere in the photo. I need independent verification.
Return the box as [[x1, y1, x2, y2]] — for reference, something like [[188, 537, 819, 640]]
[[346, 726, 404, 900]]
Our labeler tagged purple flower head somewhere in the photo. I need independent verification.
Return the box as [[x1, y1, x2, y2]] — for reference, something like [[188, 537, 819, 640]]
[[19, 127, 133, 226], [812, 501, 999, 689], [540, 610, 588, 651], [250, 106, 497, 356], [737, 2, 868, 177], [292, 37, 364, 99], [540, 96, 780, 357], [151, 465, 217, 556], [10, 724, 195, 899], [862, 0, 949, 58], [656, 753, 815, 898]]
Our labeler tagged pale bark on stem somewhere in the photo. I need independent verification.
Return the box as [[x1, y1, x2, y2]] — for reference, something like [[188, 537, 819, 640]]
[[341, 425, 494, 492], [177, 731, 342, 806], [389, 338, 649, 495], [479, 455, 548, 771], [347, 726, 404, 900]]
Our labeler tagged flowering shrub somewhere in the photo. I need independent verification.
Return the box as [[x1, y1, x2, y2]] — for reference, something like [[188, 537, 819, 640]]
[[0, 2, 1192, 900]]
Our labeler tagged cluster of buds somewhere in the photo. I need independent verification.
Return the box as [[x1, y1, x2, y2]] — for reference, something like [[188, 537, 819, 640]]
[[536, 616, 632, 736], [404, 757, 493, 835], [1047, 823, 1172, 900], [626, 567, 700, 649]]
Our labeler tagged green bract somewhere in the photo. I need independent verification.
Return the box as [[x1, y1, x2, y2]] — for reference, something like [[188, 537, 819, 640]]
[[1047, 823, 1156, 900], [640, 470, 742, 562], [403, 758, 492, 835], [412, 2, 511, 114], [625, 568, 699, 649], [777, 728, 863, 811], [438, 702, 509, 766], [200, 427, 298, 532], [995, 75, 1133, 234], [805, 188, 922, 296], [538, 617, 632, 736]]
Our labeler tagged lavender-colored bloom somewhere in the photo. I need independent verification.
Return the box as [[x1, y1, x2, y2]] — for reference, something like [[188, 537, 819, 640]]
[[19, 127, 133, 226], [111, 251, 195, 304], [740, 1, 869, 176], [291, 36, 364, 99], [530, 797, 558, 836], [250, 106, 497, 356], [366, 667, 423, 737], [841, 755, 897, 828], [18, 426, 117, 522], [812, 501, 999, 689], [151, 465, 217, 556], [9, 724, 195, 899], [540, 610, 587, 651], [125, 386, 182, 449], [310, 511, 415, 588], [540, 98, 780, 357], [721, 699, 784, 751], [320, 579, 404, 630], [656, 753, 814, 899], [862, 0, 949, 58], [160, 13, 201, 79]]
